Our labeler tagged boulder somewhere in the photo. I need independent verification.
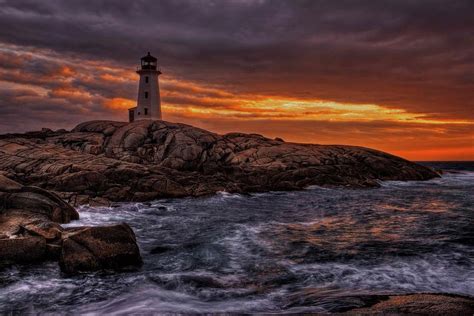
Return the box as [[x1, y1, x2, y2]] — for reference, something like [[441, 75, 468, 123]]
[[72, 120, 127, 135], [0, 236, 47, 264], [0, 175, 79, 223], [1, 189, 79, 223], [285, 289, 474, 314], [22, 219, 63, 241], [60, 223, 142, 274], [345, 293, 474, 315], [0, 174, 141, 274]]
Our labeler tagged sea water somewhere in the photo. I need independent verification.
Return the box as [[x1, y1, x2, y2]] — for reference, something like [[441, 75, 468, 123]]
[[0, 162, 472, 313]]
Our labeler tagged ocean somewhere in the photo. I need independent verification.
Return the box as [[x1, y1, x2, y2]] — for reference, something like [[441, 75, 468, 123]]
[[1, 162, 473, 313]]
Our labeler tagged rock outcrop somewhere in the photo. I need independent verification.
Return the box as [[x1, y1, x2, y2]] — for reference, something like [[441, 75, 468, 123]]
[[285, 289, 474, 314], [0, 120, 439, 206], [60, 224, 142, 274], [0, 174, 142, 273], [342, 293, 474, 315]]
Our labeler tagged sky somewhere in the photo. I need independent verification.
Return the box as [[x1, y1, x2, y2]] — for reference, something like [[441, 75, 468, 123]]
[[0, 0, 472, 160]]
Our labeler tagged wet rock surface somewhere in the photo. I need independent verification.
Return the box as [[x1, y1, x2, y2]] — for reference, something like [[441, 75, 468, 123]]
[[0, 175, 142, 273], [60, 223, 142, 274], [340, 293, 474, 315], [0, 120, 439, 206], [285, 288, 474, 314]]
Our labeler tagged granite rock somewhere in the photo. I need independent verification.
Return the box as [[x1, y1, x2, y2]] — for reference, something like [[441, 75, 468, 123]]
[[60, 223, 142, 274], [0, 175, 142, 273], [0, 120, 439, 206]]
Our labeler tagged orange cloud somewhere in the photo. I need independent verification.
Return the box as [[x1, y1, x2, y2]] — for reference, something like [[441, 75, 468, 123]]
[[0, 43, 472, 161], [104, 97, 135, 110], [59, 66, 75, 77], [49, 87, 92, 102]]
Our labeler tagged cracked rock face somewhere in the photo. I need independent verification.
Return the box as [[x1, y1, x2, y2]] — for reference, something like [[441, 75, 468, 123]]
[[0, 120, 439, 206]]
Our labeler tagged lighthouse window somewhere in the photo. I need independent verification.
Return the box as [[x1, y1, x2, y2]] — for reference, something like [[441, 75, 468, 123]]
[[145, 76, 149, 83], [144, 108, 148, 115], [144, 91, 148, 98]]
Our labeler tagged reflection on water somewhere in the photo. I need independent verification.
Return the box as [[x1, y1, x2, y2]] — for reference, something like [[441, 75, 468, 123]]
[[0, 163, 473, 313]]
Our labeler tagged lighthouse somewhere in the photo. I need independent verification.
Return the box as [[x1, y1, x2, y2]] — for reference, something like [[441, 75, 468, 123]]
[[128, 52, 162, 122]]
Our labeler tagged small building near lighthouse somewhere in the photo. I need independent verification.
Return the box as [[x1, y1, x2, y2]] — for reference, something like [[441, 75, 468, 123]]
[[128, 52, 162, 122]]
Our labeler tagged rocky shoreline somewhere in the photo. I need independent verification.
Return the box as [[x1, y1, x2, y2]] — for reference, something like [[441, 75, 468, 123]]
[[0, 120, 439, 206], [0, 120, 438, 272], [3, 121, 467, 314]]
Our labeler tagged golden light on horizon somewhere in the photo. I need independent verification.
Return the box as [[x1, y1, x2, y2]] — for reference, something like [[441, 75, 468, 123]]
[[104, 97, 135, 110], [160, 94, 473, 126], [0, 43, 472, 161]]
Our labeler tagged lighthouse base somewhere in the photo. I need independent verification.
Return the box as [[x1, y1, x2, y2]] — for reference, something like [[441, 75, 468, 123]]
[[128, 107, 161, 123]]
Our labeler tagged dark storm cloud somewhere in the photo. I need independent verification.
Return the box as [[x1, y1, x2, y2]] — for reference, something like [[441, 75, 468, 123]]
[[0, 0, 472, 119], [70, 77, 135, 99], [0, 85, 122, 133]]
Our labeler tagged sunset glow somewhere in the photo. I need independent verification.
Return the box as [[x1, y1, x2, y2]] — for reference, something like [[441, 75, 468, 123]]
[[0, 3, 472, 313], [0, 1, 472, 161]]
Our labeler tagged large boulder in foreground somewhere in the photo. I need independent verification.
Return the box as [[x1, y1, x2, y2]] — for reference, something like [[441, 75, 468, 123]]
[[60, 223, 142, 274], [0, 175, 79, 232], [0, 236, 47, 264], [0, 120, 439, 206], [0, 174, 76, 265], [0, 175, 142, 273]]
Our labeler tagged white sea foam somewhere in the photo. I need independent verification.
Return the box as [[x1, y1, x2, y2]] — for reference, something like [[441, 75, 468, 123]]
[[73, 283, 277, 314], [288, 256, 474, 296]]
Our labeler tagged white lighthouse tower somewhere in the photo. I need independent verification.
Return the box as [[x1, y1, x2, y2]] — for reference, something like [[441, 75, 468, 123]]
[[128, 52, 162, 122]]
